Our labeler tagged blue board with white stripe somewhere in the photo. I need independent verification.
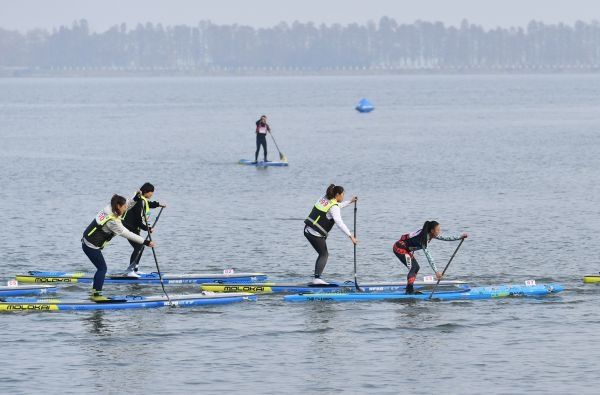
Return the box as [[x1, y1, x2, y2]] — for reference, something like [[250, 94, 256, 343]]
[[284, 284, 564, 302], [239, 159, 289, 167], [16, 271, 267, 285], [0, 292, 256, 312], [201, 280, 469, 294], [0, 284, 57, 297]]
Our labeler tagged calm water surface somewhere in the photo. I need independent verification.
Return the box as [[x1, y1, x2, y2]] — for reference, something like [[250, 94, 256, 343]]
[[0, 75, 599, 394]]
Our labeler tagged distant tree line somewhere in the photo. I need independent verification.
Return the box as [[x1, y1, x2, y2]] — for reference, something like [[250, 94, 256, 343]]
[[2, 18, 600, 73]]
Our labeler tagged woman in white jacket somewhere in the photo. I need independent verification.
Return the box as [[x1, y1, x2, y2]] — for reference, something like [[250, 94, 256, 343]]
[[82, 194, 155, 301], [304, 184, 357, 285]]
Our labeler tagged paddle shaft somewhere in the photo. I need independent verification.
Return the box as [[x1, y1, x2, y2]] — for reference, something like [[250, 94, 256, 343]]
[[142, 208, 172, 305], [353, 201, 361, 291], [428, 238, 465, 300], [268, 131, 286, 160], [133, 206, 165, 264], [269, 132, 282, 152]]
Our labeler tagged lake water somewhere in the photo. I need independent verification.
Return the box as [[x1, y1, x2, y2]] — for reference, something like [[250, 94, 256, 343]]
[[0, 74, 599, 394]]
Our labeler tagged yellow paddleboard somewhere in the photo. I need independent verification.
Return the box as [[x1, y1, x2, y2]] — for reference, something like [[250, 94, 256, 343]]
[[583, 275, 600, 283]]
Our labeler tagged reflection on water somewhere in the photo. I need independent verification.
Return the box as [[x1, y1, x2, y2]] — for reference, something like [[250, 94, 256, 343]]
[[84, 311, 110, 336]]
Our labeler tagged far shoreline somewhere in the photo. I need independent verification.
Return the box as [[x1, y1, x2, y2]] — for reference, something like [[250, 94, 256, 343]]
[[2, 66, 600, 78]]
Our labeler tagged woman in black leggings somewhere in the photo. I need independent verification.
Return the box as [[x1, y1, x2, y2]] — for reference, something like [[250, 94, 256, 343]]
[[82, 194, 156, 302], [304, 184, 357, 285], [393, 220, 467, 294], [254, 115, 270, 163]]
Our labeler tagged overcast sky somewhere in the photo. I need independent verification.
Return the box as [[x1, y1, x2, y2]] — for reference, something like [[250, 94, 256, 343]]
[[2, 0, 600, 32]]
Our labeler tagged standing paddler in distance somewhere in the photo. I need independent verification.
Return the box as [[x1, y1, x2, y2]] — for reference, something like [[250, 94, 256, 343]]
[[82, 194, 156, 302], [304, 184, 358, 285], [393, 220, 467, 294], [122, 182, 166, 277], [254, 115, 270, 163]]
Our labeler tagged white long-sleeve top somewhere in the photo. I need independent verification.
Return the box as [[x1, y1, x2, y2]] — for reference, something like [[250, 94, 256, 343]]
[[83, 197, 146, 249], [305, 200, 352, 238]]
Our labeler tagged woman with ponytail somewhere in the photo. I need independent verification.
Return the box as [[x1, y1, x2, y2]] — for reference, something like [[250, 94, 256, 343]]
[[304, 184, 357, 285], [82, 193, 156, 302], [122, 182, 166, 277], [393, 221, 467, 294]]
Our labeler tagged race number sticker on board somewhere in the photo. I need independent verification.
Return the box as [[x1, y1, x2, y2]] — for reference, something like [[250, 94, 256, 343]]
[[524, 279, 536, 287], [423, 276, 434, 283], [223, 269, 235, 275], [7, 280, 19, 287]]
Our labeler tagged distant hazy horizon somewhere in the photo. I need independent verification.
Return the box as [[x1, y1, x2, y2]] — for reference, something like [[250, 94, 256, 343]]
[[2, 0, 600, 32]]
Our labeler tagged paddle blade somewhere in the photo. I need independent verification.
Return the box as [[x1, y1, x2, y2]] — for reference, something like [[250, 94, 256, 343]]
[[279, 153, 287, 162]]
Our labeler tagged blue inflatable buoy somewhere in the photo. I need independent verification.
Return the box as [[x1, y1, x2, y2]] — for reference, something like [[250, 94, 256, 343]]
[[355, 98, 374, 113]]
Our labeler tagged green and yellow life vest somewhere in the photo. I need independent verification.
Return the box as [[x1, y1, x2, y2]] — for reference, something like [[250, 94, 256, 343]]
[[82, 210, 120, 249], [304, 197, 339, 237]]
